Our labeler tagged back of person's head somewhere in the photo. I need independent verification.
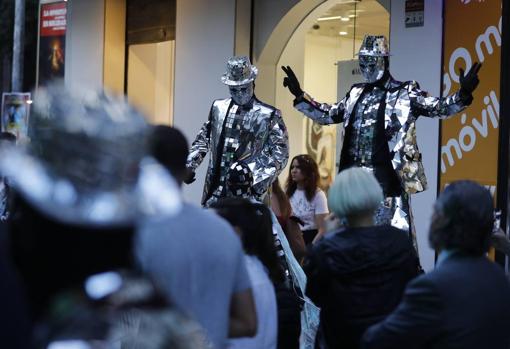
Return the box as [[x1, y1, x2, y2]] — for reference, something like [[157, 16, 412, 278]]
[[9, 191, 134, 318], [150, 125, 189, 182], [0, 82, 174, 318], [286, 154, 320, 201], [429, 180, 494, 256], [211, 198, 284, 283], [0, 132, 16, 144], [328, 167, 383, 219]]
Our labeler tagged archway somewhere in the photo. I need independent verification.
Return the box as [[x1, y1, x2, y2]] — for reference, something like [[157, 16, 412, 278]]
[[255, 0, 390, 187]]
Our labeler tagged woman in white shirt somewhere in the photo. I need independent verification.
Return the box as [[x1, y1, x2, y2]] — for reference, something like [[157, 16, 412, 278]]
[[286, 154, 329, 245], [213, 198, 284, 349]]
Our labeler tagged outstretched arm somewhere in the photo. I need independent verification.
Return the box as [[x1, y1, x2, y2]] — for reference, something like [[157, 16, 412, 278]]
[[411, 62, 481, 119], [282, 65, 346, 125]]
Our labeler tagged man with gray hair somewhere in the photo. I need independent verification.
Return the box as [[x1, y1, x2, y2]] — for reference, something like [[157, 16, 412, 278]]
[[362, 181, 510, 349], [282, 35, 481, 251]]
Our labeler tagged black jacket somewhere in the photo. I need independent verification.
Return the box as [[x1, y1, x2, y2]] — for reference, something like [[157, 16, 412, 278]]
[[304, 225, 419, 349], [362, 254, 510, 349]]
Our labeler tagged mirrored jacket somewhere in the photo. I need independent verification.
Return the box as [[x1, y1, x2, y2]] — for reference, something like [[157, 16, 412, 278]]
[[294, 76, 469, 194], [187, 97, 289, 205]]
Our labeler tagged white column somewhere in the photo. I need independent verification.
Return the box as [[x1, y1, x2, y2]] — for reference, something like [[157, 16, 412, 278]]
[[174, 0, 236, 204], [390, 0, 444, 272], [65, 0, 105, 90]]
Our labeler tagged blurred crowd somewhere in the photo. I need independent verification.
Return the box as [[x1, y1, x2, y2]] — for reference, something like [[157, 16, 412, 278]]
[[1, 82, 510, 349]]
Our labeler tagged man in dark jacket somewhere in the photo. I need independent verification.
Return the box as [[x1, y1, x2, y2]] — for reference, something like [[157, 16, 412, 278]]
[[362, 180, 510, 349]]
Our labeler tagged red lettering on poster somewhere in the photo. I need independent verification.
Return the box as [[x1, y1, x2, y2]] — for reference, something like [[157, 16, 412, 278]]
[[40, 2, 67, 37]]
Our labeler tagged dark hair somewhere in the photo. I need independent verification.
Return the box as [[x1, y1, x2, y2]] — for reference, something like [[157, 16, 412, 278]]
[[0, 132, 16, 142], [9, 193, 134, 318], [429, 180, 494, 256], [211, 198, 284, 283], [285, 154, 319, 202], [150, 125, 189, 179], [272, 180, 291, 219]]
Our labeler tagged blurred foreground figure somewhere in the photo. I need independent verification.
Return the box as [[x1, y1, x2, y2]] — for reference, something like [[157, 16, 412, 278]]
[[0, 83, 205, 348], [362, 181, 510, 349]]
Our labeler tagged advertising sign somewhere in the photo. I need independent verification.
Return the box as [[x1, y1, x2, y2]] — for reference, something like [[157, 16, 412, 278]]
[[405, 0, 424, 28], [37, 1, 67, 86], [440, 0, 502, 197]]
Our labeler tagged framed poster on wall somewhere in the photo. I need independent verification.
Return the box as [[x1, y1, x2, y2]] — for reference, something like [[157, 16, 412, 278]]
[[1, 93, 31, 140], [36, 0, 67, 87]]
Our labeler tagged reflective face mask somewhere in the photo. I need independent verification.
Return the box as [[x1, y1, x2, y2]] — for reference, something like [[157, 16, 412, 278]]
[[359, 55, 386, 83], [229, 83, 254, 106]]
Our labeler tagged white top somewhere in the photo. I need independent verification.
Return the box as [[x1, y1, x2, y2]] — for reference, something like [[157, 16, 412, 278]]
[[228, 255, 277, 349], [289, 189, 329, 231]]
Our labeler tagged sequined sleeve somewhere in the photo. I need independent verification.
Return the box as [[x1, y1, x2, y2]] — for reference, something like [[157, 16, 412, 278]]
[[249, 109, 289, 195], [408, 81, 470, 119], [186, 118, 211, 172], [293, 92, 346, 125]]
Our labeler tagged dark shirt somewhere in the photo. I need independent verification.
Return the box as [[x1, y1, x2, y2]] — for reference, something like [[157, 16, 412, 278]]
[[340, 83, 402, 197], [0, 222, 32, 349]]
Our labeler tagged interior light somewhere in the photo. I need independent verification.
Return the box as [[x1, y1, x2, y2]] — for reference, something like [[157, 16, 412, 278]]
[[26, 100, 33, 104], [341, 17, 349, 22], [318, 15, 343, 21], [339, 31, 348, 36]]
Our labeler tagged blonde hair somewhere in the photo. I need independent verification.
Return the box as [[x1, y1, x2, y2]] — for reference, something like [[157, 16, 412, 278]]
[[328, 167, 383, 218]]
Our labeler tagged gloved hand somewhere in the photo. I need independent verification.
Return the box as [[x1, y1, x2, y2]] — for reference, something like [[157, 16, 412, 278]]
[[183, 167, 196, 184], [459, 62, 482, 99], [281, 65, 304, 98]]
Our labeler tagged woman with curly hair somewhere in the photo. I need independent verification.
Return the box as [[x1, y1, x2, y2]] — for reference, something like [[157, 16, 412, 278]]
[[286, 154, 329, 245]]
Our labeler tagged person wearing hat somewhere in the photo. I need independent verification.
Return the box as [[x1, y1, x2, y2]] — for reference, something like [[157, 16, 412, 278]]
[[281, 35, 482, 251], [186, 56, 289, 207], [0, 83, 205, 348]]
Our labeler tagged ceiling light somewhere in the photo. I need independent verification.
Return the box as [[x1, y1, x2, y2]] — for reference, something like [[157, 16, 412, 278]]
[[348, 14, 357, 18], [341, 17, 349, 21], [339, 31, 348, 36], [318, 15, 343, 21]]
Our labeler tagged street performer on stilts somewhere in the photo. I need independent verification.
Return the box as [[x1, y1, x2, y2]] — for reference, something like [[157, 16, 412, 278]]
[[281, 35, 482, 251]]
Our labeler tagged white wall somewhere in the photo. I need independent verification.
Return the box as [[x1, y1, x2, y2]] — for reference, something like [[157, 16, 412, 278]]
[[127, 41, 174, 125], [65, 0, 105, 90], [103, 0, 126, 95], [390, 0, 444, 271], [276, 27, 306, 185], [174, 0, 236, 204]]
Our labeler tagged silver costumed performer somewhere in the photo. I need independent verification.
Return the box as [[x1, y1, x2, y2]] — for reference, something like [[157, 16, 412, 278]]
[[282, 35, 482, 249], [186, 56, 289, 207]]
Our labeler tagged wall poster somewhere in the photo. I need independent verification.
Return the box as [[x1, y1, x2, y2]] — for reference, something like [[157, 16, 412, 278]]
[[440, 0, 502, 196], [37, 0, 67, 86], [1, 93, 31, 140]]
